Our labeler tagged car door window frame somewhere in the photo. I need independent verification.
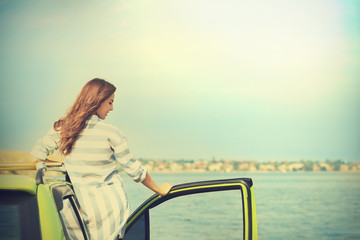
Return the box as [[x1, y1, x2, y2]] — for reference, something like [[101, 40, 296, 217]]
[[124, 178, 255, 240]]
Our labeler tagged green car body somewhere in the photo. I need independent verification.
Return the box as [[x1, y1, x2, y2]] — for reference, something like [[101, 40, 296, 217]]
[[0, 167, 258, 240], [0, 175, 74, 240]]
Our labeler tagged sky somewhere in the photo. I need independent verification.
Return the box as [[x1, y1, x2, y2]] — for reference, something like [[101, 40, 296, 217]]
[[0, 0, 359, 162]]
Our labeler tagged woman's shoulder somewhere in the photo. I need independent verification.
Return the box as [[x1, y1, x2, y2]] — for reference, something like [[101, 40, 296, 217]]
[[97, 121, 126, 138]]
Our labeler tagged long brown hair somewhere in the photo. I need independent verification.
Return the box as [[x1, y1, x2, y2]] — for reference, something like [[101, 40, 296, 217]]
[[54, 78, 116, 156]]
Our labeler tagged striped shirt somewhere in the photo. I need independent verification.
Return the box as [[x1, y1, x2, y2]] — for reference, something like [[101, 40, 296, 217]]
[[31, 115, 147, 239]]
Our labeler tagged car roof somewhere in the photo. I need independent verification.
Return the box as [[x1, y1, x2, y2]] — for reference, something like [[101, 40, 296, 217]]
[[0, 175, 37, 195]]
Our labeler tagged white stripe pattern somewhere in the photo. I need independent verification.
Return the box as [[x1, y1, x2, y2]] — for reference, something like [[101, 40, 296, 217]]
[[31, 115, 148, 240]]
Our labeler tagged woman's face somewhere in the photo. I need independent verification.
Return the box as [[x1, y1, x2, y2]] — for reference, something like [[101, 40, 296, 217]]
[[96, 93, 115, 120]]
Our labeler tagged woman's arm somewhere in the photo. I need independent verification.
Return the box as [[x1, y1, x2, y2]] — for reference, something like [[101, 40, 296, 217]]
[[36, 158, 60, 163], [34, 158, 62, 170], [141, 173, 173, 196], [31, 127, 59, 160]]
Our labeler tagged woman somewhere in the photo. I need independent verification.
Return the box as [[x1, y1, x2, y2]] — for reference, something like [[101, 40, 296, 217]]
[[31, 78, 172, 240]]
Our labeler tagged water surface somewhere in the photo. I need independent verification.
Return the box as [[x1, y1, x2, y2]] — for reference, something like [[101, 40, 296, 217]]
[[122, 172, 360, 240]]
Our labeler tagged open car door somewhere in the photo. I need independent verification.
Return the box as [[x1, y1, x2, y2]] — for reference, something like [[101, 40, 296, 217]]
[[124, 178, 258, 240]]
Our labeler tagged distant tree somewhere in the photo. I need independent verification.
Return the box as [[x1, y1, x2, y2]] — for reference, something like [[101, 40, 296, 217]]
[[302, 160, 313, 171], [332, 159, 343, 171]]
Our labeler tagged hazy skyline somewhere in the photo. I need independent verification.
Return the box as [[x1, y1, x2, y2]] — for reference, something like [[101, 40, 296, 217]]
[[0, 1, 359, 161]]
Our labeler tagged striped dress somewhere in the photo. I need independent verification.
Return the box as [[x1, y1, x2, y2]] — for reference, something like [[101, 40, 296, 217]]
[[31, 115, 147, 240]]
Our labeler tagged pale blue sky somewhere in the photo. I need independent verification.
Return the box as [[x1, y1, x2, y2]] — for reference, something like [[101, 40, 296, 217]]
[[0, 0, 359, 161]]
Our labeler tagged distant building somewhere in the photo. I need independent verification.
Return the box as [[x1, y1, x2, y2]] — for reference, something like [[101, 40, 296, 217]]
[[340, 164, 349, 172], [208, 162, 223, 172], [258, 164, 275, 172], [319, 162, 334, 171], [288, 163, 304, 172]]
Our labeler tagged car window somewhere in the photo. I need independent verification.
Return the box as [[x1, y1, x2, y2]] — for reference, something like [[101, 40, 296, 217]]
[[149, 190, 243, 240], [0, 190, 41, 240], [124, 210, 148, 240], [125, 189, 244, 240]]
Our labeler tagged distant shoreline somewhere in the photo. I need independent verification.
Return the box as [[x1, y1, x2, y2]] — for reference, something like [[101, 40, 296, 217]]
[[1, 149, 359, 173]]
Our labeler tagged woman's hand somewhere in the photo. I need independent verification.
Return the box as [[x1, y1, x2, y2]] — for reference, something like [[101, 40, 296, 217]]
[[159, 183, 173, 196], [35, 161, 47, 171], [141, 173, 173, 196]]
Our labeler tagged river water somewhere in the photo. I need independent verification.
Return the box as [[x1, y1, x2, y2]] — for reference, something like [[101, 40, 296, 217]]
[[121, 172, 360, 240]]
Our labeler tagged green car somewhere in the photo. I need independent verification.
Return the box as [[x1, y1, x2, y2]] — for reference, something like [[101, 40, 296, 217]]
[[0, 164, 258, 240]]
